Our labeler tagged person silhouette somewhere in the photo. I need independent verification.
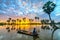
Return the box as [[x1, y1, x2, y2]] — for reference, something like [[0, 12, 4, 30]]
[[32, 28, 39, 40], [32, 28, 37, 35]]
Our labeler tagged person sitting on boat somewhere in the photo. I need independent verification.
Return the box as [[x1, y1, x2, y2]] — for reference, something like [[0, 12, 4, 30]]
[[32, 28, 38, 36], [32, 28, 39, 40]]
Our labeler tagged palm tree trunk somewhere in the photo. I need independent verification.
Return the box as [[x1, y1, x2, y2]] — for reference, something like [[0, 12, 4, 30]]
[[49, 14, 51, 21], [51, 29, 58, 40]]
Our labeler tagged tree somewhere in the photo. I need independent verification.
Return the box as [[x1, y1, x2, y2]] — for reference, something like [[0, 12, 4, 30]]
[[11, 19, 16, 30], [43, 1, 56, 20], [12, 19, 16, 25], [23, 17, 26, 22], [41, 19, 50, 30], [41, 20, 45, 29], [35, 17, 39, 20], [50, 20, 59, 40], [16, 19, 20, 30], [42, 1, 58, 40], [7, 18, 11, 25], [6, 18, 11, 32]]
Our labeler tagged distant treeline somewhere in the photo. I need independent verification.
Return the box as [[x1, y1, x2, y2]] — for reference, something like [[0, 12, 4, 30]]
[[0, 22, 6, 26], [0, 22, 60, 26]]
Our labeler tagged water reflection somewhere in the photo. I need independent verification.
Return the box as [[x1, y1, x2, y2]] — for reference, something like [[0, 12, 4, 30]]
[[0, 25, 60, 40], [54, 29, 60, 40], [0, 25, 33, 40]]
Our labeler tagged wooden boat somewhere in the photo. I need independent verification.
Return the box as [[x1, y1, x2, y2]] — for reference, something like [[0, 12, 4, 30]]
[[17, 30, 39, 37]]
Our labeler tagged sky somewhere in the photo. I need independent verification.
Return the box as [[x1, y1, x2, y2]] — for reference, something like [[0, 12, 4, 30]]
[[0, 0, 60, 22]]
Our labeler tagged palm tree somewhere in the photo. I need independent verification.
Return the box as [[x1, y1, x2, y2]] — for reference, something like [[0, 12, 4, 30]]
[[6, 18, 11, 32], [41, 20, 45, 29], [12, 19, 16, 25], [11, 19, 16, 30], [35, 17, 40, 32], [35, 17, 39, 21], [50, 20, 59, 40], [29, 19, 34, 23], [22, 17, 26, 30], [43, 1, 56, 21], [7, 18, 11, 25], [35, 17, 39, 26], [42, 1, 60, 40], [16, 19, 20, 31], [29, 19, 34, 31], [44, 20, 49, 24], [18, 20, 21, 30], [23, 17, 26, 22]]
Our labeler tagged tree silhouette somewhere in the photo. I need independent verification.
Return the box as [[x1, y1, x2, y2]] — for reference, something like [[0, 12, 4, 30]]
[[11, 19, 16, 30], [35, 17, 39, 20], [16, 19, 19, 30], [43, 1, 56, 20], [41, 20, 45, 29], [42, 1, 59, 40], [50, 20, 59, 40], [7, 18, 11, 25], [6, 18, 11, 32], [23, 17, 26, 22], [41, 19, 50, 30]]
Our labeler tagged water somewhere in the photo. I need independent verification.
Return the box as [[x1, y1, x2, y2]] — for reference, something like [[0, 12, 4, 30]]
[[0, 25, 60, 40]]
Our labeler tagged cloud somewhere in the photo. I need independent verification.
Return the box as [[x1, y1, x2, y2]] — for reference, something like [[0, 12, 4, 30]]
[[55, 13, 60, 16], [0, 7, 24, 17], [0, 0, 45, 16], [25, 13, 37, 19], [0, 0, 57, 20]]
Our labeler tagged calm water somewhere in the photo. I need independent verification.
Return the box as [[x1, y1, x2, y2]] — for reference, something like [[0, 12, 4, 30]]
[[0, 25, 60, 40]]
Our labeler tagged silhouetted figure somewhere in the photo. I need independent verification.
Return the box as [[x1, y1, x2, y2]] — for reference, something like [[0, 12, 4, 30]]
[[32, 28, 37, 35], [32, 28, 39, 40]]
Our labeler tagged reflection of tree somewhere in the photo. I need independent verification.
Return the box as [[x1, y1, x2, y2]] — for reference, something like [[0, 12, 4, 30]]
[[51, 21, 59, 40], [12, 19, 16, 25], [23, 17, 26, 30], [42, 1, 59, 40], [41, 20, 45, 29], [11, 19, 16, 30], [18, 20, 21, 30], [41, 19, 50, 30], [29, 19, 34, 31], [35, 17, 40, 33], [16, 19, 19, 30], [6, 18, 11, 32], [7, 18, 11, 25]]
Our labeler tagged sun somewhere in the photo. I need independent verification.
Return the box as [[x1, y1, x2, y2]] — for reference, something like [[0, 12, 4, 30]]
[[19, 18, 30, 31]]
